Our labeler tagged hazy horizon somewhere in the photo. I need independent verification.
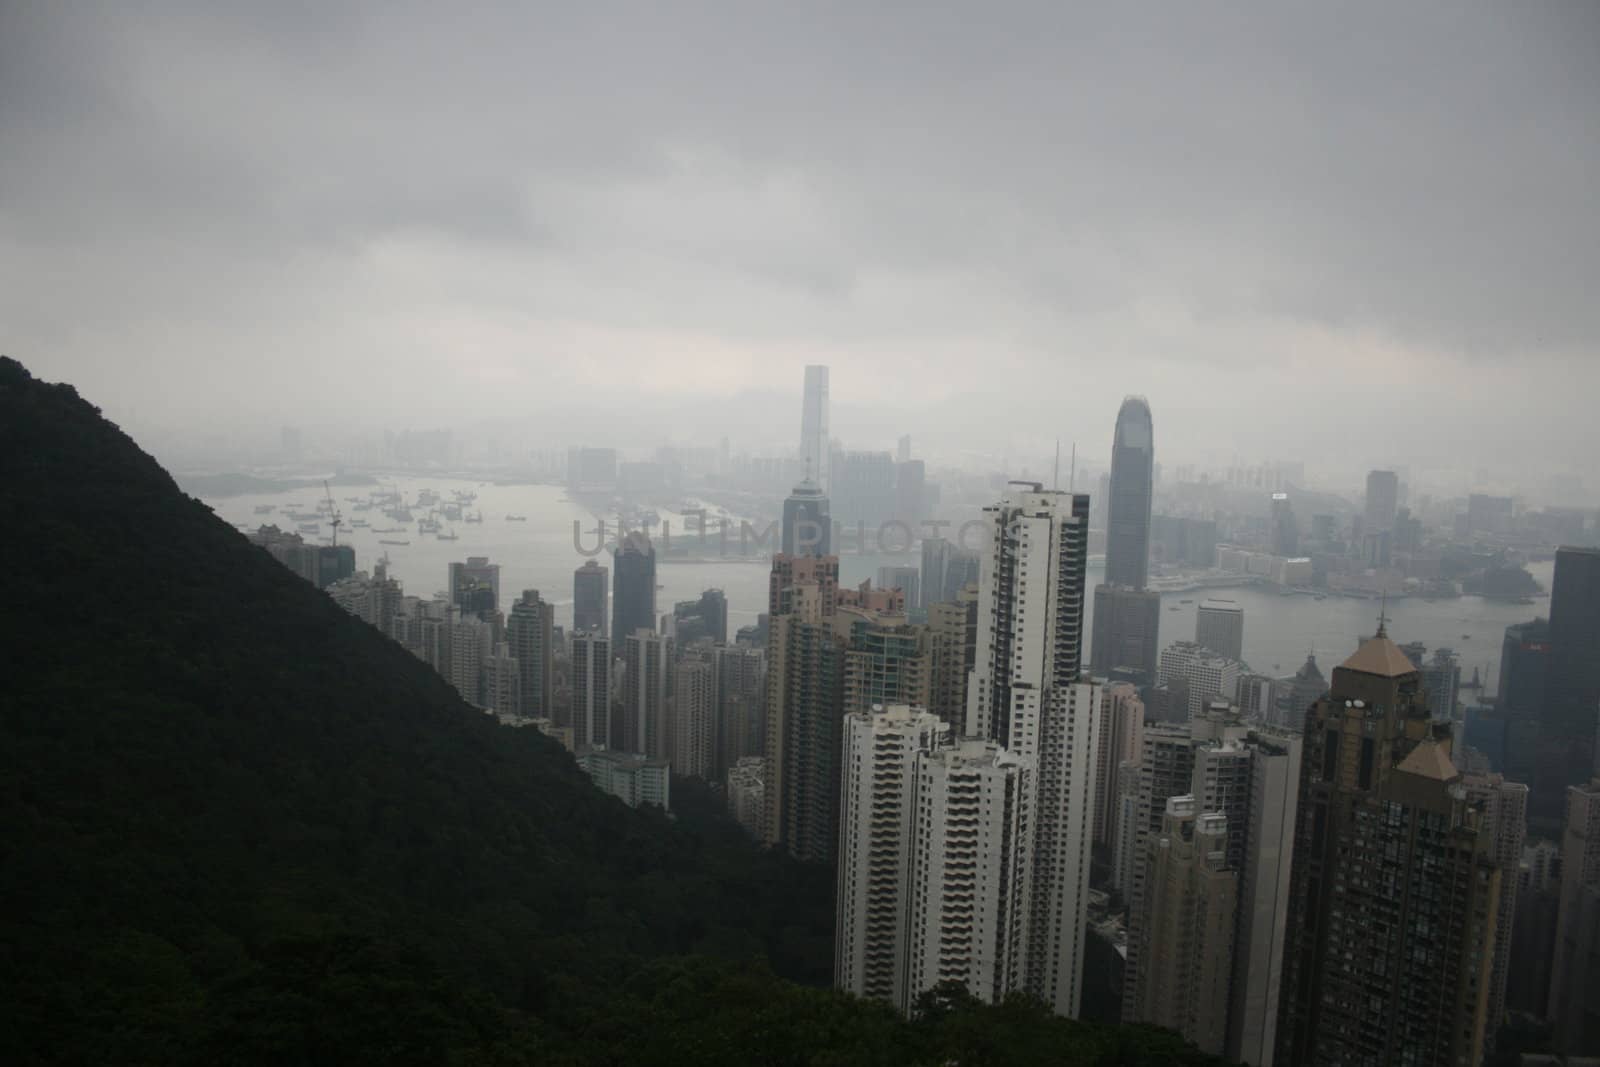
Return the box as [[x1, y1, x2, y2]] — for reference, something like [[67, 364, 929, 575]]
[[4, 3, 1597, 485]]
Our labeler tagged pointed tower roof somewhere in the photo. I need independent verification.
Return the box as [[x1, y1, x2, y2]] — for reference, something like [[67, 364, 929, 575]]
[[1339, 633, 1418, 678], [1395, 740, 1458, 781], [1296, 651, 1324, 682]]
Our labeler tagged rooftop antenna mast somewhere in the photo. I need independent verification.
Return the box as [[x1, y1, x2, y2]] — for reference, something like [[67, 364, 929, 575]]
[[1053, 439, 1060, 490], [1070, 441, 1077, 493], [323, 480, 343, 547]]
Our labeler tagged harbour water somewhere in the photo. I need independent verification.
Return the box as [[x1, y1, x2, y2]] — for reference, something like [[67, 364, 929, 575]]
[[206, 475, 1553, 701]]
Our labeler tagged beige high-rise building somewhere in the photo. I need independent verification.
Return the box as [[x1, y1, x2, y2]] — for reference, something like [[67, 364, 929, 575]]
[[1463, 772, 1527, 1051], [570, 633, 611, 749], [1549, 777, 1600, 1053], [1094, 682, 1145, 848], [926, 589, 977, 731], [1126, 796, 1237, 1055]]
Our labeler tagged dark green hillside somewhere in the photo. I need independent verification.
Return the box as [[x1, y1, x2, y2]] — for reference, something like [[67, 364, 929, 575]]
[[0, 357, 1221, 1064]]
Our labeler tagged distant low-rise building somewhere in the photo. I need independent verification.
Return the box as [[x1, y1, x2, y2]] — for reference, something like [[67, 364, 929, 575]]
[[577, 747, 670, 809]]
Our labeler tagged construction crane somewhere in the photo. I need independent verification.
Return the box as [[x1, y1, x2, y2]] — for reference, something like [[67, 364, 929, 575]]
[[323, 480, 344, 547]]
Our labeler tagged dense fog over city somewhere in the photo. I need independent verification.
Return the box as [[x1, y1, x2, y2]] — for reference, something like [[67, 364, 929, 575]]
[[3, 3, 1598, 482], [4, 5, 1600, 1065]]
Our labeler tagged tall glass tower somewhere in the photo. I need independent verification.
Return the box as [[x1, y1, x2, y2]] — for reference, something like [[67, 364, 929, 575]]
[[800, 364, 830, 492], [1105, 396, 1154, 590]]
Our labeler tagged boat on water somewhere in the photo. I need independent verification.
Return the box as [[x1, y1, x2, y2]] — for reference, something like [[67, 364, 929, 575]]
[[297, 522, 320, 533], [351, 519, 369, 527], [1168, 605, 1180, 612], [253, 504, 275, 514], [465, 512, 483, 524], [437, 528, 460, 541], [505, 515, 528, 521], [379, 539, 410, 546], [1179, 598, 1193, 604], [417, 489, 439, 507]]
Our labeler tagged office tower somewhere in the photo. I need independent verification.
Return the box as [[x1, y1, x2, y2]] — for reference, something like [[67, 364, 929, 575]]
[[1158, 641, 1243, 720], [621, 629, 672, 759], [1499, 618, 1552, 714], [573, 559, 608, 638], [800, 364, 830, 491], [835, 704, 949, 1006], [1105, 396, 1154, 589], [763, 556, 846, 862], [1094, 682, 1145, 848], [712, 644, 766, 778], [904, 738, 1035, 1012], [454, 577, 496, 622], [611, 532, 656, 648], [1151, 514, 1220, 569], [1195, 599, 1245, 662], [1268, 493, 1298, 558], [1463, 773, 1528, 1050], [1090, 586, 1161, 682], [481, 642, 521, 717], [1228, 729, 1302, 1067], [449, 615, 492, 706], [671, 588, 728, 646], [1276, 628, 1507, 1066], [672, 659, 715, 778], [571, 633, 612, 749], [1549, 778, 1600, 1052], [782, 475, 832, 556], [726, 755, 766, 838], [577, 748, 670, 809], [926, 589, 977, 731], [896, 433, 911, 464], [965, 484, 1098, 1017], [875, 565, 920, 612], [448, 556, 501, 613], [1125, 798, 1236, 1055], [833, 450, 896, 529], [506, 590, 554, 720], [1540, 547, 1600, 832], [1363, 469, 1398, 535], [895, 459, 925, 530], [1280, 652, 1326, 733]]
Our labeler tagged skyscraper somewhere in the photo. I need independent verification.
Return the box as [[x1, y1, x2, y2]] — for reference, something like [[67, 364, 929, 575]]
[[670, 588, 728, 646], [763, 555, 846, 862], [621, 629, 671, 759], [448, 556, 501, 614], [1276, 628, 1507, 1066], [611, 532, 656, 646], [573, 559, 608, 638], [506, 589, 554, 720], [1105, 396, 1154, 589], [1363, 469, 1399, 535], [1125, 798, 1237, 1055], [781, 475, 831, 556], [1268, 493, 1298, 558], [1540, 547, 1600, 832], [835, 703, 949, 1007], [965, 484, 1099, 1017], [1094, 397, 1158, 688], [1463, 772, 1528, 1052], [571, 633, 612, 749], [926, 589, 977, 731], [1549, 778, 1600, 1052], [1090, 586, 1161, 682], [1196, 598, 1245, 662], [800, 364, 830, 491], [1158, 641, 1244, 720], [671, 658, 715, 779], [1093, 682, 1145, 849]]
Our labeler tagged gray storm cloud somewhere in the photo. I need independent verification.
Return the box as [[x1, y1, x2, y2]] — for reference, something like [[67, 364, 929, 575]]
[[1, 2, 1596, 474]]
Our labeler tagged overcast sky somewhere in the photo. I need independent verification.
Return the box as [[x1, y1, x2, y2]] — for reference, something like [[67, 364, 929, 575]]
[[2, 3, 1597, 479]]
